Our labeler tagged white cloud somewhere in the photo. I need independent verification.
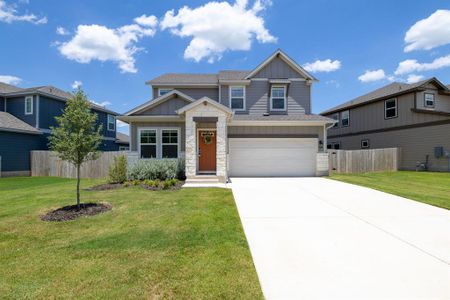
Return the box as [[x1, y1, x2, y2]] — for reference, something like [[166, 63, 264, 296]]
[[406, 74, 424, 84], [395, 54, 450, 75], [91, 100, 111, 107], [71, 80, 82, 89], [404, 10, 450, 52], [0, 75, 21, 85], [160, 0, 276, 63], [117, 119, 128, 128], [358, 69, 386, 83], [134, 14, 157, 27], [325, 80, 341, 88], [303, 59, 341, 73], [0, 0, 46, 24], [56, 26, 70, 36], [58, 17, 157, 73]]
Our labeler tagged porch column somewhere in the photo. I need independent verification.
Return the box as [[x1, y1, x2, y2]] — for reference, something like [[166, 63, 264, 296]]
[[185, 113, 197, 177], [216, 115, 227, 181]]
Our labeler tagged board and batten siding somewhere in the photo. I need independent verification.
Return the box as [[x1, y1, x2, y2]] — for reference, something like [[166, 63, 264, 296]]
[[416, 89, 450, 112], [152, 87, 218, 101], [221, 80, 310, 115], [5, 95, 37, 127], [138, 98, 190, 115], [130, 122, 186, 152], [328, 123, 450, 172], [252, 56, 303, 78], [0, 97, 5, 111], [228, 125, 323, 140]]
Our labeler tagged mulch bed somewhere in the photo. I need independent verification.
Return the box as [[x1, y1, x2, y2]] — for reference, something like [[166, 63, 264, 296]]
[[41, 203, 112, 222], [141, 181, 184, 191], [85, 183, 124, 191]]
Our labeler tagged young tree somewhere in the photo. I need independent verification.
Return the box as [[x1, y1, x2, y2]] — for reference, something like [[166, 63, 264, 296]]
[[48, 89, 102, 209]]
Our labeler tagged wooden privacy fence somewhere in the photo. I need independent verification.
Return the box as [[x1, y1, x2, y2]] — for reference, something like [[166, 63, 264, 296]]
[[328, 148, 400, 173], [31, 151, 127, 179]]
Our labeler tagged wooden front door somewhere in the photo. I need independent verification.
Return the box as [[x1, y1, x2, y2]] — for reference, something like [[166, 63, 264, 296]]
[[198, 130, 216, 172]]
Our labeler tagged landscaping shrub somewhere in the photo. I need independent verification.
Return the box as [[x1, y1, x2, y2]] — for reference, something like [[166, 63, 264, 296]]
[[127, 158, 185, 181], [108, 155, 127, 183]]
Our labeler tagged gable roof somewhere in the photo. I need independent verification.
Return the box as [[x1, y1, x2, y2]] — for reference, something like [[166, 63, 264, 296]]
[[125, 90, 196, 116], [146, 73, 218, 85], [0, 82, 24, 94], [218, 70, 250, 80], [0, 111, 42, 134], [176, 97, 233, 115], [115, 132, 129, 144], [321, 77, 450, 115], [244, 49, 317, 81]]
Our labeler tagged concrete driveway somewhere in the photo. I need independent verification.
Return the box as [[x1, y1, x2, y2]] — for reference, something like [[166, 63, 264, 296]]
[[231, 177, 450, 300]]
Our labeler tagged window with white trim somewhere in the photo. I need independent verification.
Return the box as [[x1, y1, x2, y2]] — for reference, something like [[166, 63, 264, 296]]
[[361, 139, 370, 149], [385, 98, 397, 119], [229, 86, 245, 111], [341, 110, 349, 127], [107, 114, 115, 131], [158, 89, 172, 96], [332, 113, 339, 128], [424, 93, 435, 108], [140, 129, 157, 158], [270, 86, 286, 111], [161, 129, 179, 158], [25, 96, 33, 115]]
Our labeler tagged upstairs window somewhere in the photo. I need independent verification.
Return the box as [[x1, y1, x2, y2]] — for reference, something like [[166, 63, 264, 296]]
[[424, 93, 435, 108], [107, 114, 116, 131], [229, 86, 245, 111], [385, 98, 397, 119], [341, 110, 349, 127], [25, 96, 33, 115], [270, 86, 286, 111], [158, 89, 172, 96], [161, 129, 179, 158], [140, 129, 157, 158]]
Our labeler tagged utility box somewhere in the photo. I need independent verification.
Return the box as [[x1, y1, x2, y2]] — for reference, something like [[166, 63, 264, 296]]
[[434, 146, 444, 158]]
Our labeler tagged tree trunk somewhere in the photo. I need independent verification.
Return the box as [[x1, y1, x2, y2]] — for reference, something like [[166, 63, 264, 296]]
[[76, 164, 81, 210]]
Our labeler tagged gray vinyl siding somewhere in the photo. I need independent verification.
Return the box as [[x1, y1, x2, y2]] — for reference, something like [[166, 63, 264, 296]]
[[328, 123, 450, 172], [326, 92, 450, 137], [130, 122, 185, 152], [152, 87, 218, 101], [228, 126, 323, 139], [252, 56, 303, 78], [221, 80, 309, 115], [416, 89, 450, 112], [139, 98, 190, 115]]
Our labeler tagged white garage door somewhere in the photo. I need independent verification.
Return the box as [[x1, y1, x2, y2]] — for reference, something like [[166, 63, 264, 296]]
[[229, 138, 317, 177]]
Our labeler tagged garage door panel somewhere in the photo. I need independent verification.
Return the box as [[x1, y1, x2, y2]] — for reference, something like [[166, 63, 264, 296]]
[[229, 138, 317, 177]]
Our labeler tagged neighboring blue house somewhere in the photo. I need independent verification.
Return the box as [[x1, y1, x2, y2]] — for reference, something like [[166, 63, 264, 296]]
[[0, 82, 128, 176]]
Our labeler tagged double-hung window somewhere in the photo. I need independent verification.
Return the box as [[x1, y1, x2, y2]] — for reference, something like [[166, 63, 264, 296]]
[[140, 129, 157, 158], [25, 96, 33, 115], [341, 110, 349, 127], [230, 86, 245, 111], [161, 129, 178, 158], [424, 93, 435, 108], [107, 114, 116, 131], [385, 98, 397, 119], [158, 89, 172, 96], [270, 86, 286, 111]]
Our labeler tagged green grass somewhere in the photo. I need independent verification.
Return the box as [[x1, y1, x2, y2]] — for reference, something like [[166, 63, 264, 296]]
[[330, 171, 450, 210], [0, 177, 262, 299]]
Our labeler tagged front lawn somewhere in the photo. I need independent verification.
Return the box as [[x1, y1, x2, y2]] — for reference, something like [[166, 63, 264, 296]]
[[331, 171, 450, 210], [0, 177, 262, 299]]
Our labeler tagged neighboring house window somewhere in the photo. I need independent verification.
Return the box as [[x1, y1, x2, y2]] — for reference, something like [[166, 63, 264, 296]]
[[158, 89, 172, 96], [361, 139, 370, 149], [341, 110, 349, 127], [385, 98, 397, 119], [332, 113, 339, 128], [229, 86, 245, 111], [119, 146, 129, 151], [107, 114, 116, 131], [270, 86, 287, 111], [161, 129, 179, 158], [140, 129, 157, 158], [424, 93, 435, 108], [327, 142, 341, 150], [25, 96, 33, 115]]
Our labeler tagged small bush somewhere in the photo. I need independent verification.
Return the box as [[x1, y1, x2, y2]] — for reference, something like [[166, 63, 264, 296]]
[[128, 158, 185, 181], [108, 155, 127, 184]]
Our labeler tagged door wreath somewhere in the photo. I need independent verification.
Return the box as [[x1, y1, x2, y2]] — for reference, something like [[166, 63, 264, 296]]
[[201, 131, 215, 145]]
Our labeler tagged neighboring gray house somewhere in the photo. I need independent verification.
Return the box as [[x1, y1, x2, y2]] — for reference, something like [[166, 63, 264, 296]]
[[321, 77, 450, 172], [119, 49, 335, 183]]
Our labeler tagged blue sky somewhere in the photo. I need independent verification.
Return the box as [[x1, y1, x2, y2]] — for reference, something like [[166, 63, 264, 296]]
[[1, 0, 450, 133]]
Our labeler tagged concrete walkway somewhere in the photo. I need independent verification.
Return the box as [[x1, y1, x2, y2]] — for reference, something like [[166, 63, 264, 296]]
[[231, 177, 450, 300]]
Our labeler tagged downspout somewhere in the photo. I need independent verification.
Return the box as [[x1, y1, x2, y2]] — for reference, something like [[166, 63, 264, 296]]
[[218, 84, 221, 104], [323, 122, 336, 153]]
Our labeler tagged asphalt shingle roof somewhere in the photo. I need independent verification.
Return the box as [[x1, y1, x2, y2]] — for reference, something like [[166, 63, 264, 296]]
[[147, 73, 218, 85], [0, 111, 41, 134], [116, 132, 129, 144], [0, 82, 23, 94], [218, 70, 250, 80]]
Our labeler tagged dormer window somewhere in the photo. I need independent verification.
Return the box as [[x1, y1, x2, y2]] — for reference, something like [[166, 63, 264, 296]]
[[158, 89, 172, 96], [424, 93, 435, 108], [270, 86, 286, 111], [25, 96, 33, 115], [229, 86, 245, 111]]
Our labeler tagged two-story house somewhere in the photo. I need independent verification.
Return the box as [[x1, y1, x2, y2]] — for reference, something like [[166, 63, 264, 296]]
[[0, 82, 128, 176], [321, 77, 450, 172], [119, 49, 335, 183]]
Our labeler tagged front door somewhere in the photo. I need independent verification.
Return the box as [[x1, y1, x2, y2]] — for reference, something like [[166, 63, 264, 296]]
[[198, 130, 216, 172]]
